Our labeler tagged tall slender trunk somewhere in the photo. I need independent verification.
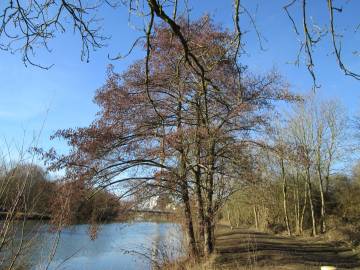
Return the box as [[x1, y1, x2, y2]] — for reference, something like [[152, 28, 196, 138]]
[[280, 158, 291, 236], [300, 180, 307, 235], [316, 123, 326, 233], [294, 172, 301, 234], [324, 162, 332, 232], [317, 163, 326, 233], [306, 166, 317, 236]]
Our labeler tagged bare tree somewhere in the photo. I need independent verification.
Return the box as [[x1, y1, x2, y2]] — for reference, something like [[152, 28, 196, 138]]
[[39, 17, 297, 257], [287, 96, 347, 235], [0, 138, 59, 269], [1, 0, 359, 86]]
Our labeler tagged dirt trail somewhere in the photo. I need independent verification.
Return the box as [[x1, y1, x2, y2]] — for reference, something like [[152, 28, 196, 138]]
[[213, 227, 360, 270]]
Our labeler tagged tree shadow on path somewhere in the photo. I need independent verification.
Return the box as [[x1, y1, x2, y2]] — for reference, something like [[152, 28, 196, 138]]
[[214, 228, 360, 269]]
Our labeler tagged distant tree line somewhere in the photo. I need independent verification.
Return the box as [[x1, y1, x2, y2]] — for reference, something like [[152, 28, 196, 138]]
[[0, 164, 120, 223]]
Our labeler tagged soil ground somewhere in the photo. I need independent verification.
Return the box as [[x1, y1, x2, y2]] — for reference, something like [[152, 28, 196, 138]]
[[213, 227, 360, 270]]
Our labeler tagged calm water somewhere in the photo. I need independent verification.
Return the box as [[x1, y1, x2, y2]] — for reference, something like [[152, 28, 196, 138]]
[[27, 222, 182, 270]]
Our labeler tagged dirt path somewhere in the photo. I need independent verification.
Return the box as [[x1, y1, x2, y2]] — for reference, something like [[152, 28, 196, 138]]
[[213, 227, 360, 270]]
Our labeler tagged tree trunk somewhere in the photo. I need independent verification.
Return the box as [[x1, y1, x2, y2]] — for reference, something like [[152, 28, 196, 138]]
[[204, 215, 213, 256], [204, 141, 215, 256], [180, 152, 198, 256], [280, 158, 291, 236], [300, 180, 307, 235], [306, 167, 317, 236], [181, 185, 198, 257], [194, 167, 205, 251], [317, 163, 326, 233], [177, 98, 198, 257], [193, 89, 206, 252], [204, 177, 214, 256], [294, 172, 301, 234]]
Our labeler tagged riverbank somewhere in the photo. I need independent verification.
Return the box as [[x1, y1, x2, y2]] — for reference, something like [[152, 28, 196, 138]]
[[0, 210, 175, 223], [166, 226, 360, 270], [0, 211, 51, 220]]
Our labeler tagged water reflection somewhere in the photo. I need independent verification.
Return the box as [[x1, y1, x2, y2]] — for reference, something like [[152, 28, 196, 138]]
[[29, 222, 182, 270]]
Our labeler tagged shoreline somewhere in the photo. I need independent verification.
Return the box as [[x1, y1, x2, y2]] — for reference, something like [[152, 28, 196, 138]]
[[0, 211, 51, 220]]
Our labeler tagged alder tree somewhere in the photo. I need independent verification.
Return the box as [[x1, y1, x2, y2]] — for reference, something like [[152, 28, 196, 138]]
[[40, 17, 299, 256]]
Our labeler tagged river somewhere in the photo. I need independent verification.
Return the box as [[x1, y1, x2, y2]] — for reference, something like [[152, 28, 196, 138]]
[[25, 222, 182, 270]]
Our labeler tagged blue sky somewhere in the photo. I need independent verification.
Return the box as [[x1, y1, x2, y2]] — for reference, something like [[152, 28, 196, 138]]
[[0, 1, 359, 163]]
